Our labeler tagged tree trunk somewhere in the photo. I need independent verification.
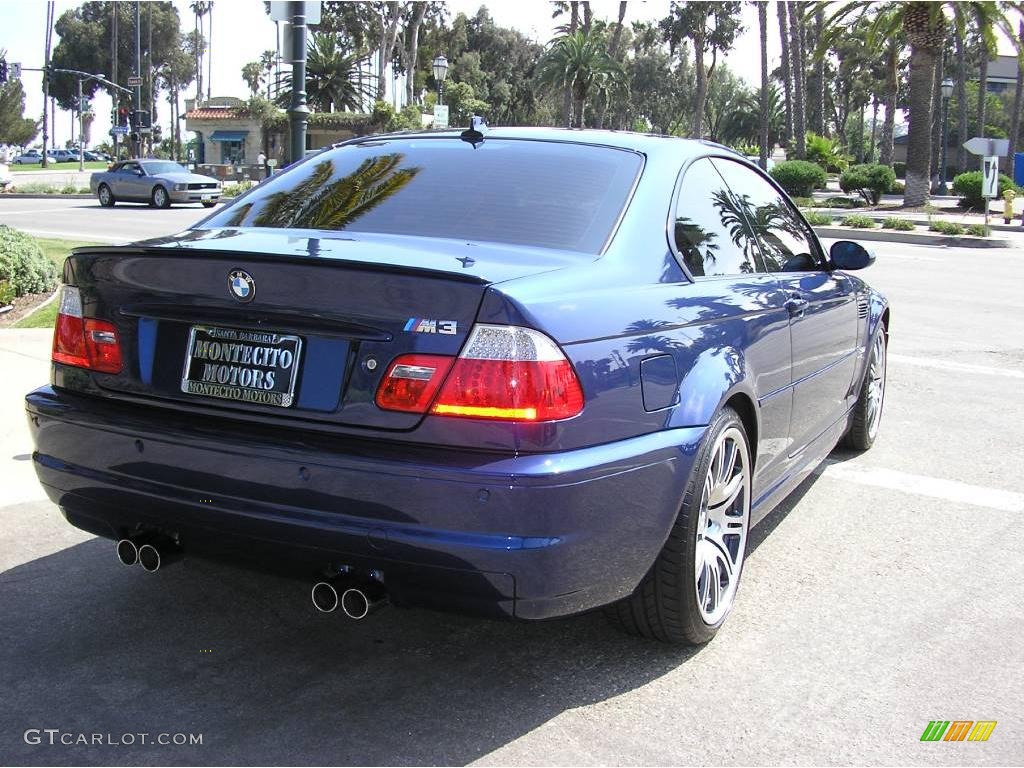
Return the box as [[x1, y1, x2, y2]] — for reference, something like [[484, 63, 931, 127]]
[[608, 1, 627, 58], [691, 28, 707, 139], [207, 3, 213, 101], [576, 95, 585, 129], [405, 2, 426, 106], [788, 1, 806, 159], [904, 46, 937, 207], [868, 95, 878, 163], [879, 39, 897, 166], [377, 2, 402, 100], [929, 47, 944, 192], [581, 1, 593, 32], [1005, 21, 1024, 176], [810, 7, 825, 135], [955, 33, 967, 173], [976, 49, 989, 138], [562, 2, 580, 127], [777, 1, 793, 148], [759, 2, 770, 169]]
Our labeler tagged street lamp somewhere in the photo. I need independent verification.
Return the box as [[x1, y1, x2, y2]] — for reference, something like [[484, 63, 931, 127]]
[[49, 68, 132, 171], [432, 55, 449, 106], [939, 77, 954, 195]]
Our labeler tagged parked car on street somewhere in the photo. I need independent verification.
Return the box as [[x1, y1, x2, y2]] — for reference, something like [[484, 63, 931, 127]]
[[12, 150, 42, 164], [26, 128, 888, 644], [89, 159, 222, 208], [47, 149, 77, 163]]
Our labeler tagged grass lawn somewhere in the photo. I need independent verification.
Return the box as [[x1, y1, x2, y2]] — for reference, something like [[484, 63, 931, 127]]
[[11, 237, 102, 329], [10, 161, 109, 172]]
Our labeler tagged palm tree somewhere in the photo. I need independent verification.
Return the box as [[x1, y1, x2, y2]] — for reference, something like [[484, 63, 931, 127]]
[[551, 1, 582, 125], [758, 1, 769, 169], [1007, 19, 1024, 173], [304, 33, 373, 113], [190, 1, 210, 102], [788, 1, 807, 159], [823, 1, 1020, 207], [260, 50, 276, 100], [536, 28, 622, 129], [777, 1, 793, 148], [206, 1, 214, 100], [241, 62, 262, 97]]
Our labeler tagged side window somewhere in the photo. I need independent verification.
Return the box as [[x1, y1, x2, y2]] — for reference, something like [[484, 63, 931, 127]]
[[711, 158, 825, 273], [120, 162, 139, 175], [672, 157, 760, 277]]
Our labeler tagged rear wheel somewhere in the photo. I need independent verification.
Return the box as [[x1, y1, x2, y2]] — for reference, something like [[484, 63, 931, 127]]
[[844, 328, 886, 451], [605, 407, 751, 645], [151, 185, 171, 209], [97, 184, 115, 207]]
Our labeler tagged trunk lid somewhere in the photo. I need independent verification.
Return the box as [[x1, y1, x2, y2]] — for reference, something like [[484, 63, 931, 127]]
[[63, 227, 577, 430]]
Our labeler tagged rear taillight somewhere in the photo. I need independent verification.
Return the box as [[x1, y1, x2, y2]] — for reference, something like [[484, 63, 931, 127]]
[[375, 354, 455, 413], [431, 325, 584, 421], [51, 286, 123, 374]]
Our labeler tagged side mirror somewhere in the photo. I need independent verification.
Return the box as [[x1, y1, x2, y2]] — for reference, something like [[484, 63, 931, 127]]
[[830, 240, 875, 270]]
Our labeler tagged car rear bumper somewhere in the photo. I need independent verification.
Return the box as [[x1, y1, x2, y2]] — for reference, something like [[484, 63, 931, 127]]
[[25, 386, 704, 620]]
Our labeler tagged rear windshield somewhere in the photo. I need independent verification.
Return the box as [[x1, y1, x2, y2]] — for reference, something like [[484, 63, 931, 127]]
[[205, 138, 643, 254]]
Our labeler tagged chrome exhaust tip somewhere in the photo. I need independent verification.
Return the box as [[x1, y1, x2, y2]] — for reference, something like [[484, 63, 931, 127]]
[[137, 540, 182, 573], [115, 538, 139, 566], [340, 586, 386, 620], [311, 581, 340, 613]]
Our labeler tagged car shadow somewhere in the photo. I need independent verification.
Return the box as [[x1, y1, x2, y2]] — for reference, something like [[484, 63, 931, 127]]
[[0, 534, 704, 766]]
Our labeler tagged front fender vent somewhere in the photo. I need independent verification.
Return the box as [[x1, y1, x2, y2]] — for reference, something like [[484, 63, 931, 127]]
[[857, 295, 869, 319]]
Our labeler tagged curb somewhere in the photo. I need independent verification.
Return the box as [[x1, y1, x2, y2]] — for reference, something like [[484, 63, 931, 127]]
[[812, 225, 1012, 249], [1, 193, 92, 199]]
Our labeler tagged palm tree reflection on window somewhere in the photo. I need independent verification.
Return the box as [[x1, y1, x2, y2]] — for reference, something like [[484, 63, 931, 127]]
[[674, 215, 720, 277], [248, 156, 420, 231], [712, 188, 812, 272]]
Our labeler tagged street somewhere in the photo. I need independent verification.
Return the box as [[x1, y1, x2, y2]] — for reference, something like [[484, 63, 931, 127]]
[[0, 197, 213, 244], [1, 227, 1022, 764]]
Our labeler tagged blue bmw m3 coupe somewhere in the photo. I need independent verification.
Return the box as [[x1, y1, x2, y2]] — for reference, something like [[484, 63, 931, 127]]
[[25, 127, 888, 644]]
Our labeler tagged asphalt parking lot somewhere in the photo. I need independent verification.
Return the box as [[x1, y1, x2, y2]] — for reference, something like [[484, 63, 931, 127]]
[[1, 229, 1022, 765]]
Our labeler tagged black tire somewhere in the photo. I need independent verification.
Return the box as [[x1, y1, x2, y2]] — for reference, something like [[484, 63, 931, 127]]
[[97, 184, 115, 207], [201, 201, 216, 208], [151, 185, 171, 209], [843, 328, 887, 451], [605, 406, 751, 645]]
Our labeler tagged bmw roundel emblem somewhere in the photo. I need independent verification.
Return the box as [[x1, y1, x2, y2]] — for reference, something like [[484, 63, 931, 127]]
[[228, 269, 255, 303]]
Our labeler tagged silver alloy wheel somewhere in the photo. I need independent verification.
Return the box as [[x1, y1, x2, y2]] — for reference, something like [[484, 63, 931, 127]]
[[865, 332, 886, 440], [694, 426, 750, 625], [98, 185, 111, 205], [154, 187, 168, 207]]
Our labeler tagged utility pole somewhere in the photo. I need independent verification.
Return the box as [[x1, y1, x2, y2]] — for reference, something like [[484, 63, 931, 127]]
[[42, 1, 54, 168], [77, 78, 84, 171], [134, 0, 142, 157], [111, 2, 119, 159], [288, 1, 308, 166]]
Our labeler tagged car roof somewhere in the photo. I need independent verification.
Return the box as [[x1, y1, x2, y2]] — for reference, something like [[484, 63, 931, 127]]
[[343, 126, 739, 165]]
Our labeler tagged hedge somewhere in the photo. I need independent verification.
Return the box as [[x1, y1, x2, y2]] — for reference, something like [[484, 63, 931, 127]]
[[951, 171, 1016, 210], [0, 226, 59, 297], [769, 160, 827, 198], [839, 163, 896, 205]]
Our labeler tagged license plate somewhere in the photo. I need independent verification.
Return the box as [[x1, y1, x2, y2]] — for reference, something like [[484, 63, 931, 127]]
[[180, 325, 302, 408], [201, 194, 214, 201]]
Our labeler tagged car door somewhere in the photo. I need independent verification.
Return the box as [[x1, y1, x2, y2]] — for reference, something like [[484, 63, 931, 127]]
[[712, 157, 859, 456], [671, 157, 793, 497], [119, 161, 146, 200]]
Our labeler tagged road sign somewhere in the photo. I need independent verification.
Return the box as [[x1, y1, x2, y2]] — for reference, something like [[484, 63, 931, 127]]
[[10, 62, 20, 80], [982, 155, 999, 198], [127, 75, 142, 87], [964, 136, 1009, 157], [433, 105, 449, 129], [269, 1, 321, 24], [111, 125, 128, 135]]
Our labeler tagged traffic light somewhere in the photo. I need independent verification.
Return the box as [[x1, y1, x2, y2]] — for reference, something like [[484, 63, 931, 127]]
[[118, 107, 129, 125], [0, 59, 7, 84]]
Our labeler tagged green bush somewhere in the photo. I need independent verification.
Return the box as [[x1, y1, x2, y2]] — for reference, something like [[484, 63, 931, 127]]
[[839, 163, 897, 205], [881, 217, 915, 231], [822, 196, 867, 209], [929, 220, 965, 235], [14, 182, 58, 194], [893, 161, 906, 179], [966, 223, 988, 237], [770, 160, 828, 197], [891, 181, 905, 195], [791, 196, 814, 207], [951, 170, 1015, 209], [841, 214, 876, 229], [805, 132, 852, 173], [0, 226, 59, 296], [803, 211, 832, 226], [0, 279, 14, 306], [222, 180, 255, 197]]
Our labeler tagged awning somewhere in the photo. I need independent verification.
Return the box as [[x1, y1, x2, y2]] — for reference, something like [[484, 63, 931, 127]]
[[209, 130, 248, 142]]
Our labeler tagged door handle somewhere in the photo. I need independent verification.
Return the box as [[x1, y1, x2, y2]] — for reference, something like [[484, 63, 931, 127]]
[[785, 294, 809, 317]]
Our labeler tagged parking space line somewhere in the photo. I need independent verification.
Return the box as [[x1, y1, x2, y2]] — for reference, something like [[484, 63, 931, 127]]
[[889, 354, 1024, 379], [819, 460, 1024, 512]]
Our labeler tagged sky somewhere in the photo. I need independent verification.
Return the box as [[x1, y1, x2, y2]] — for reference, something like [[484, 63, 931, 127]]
[[0, 0, 1007, 149]]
